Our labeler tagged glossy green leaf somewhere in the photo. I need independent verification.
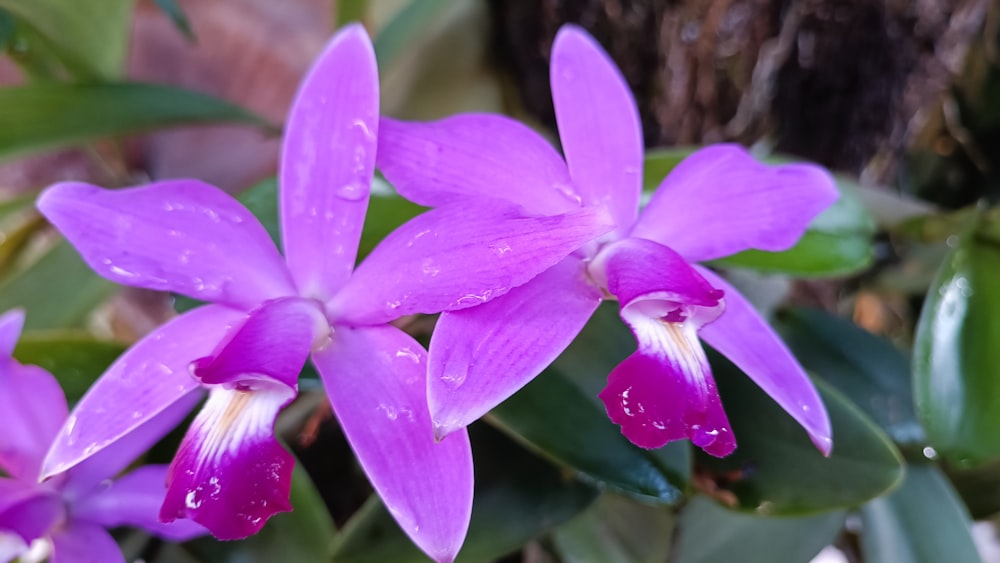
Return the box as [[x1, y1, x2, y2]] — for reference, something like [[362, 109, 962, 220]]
[[152, 0, 194, 41], [0, 239, 115, 329], [697, 352, 904, 515], [551, 493, 674, 563], [330, 425, 597, 563], [914, 223, 1000, 467], [775, 307, 924, 446], [671, 496, 845, 563], [187, 463, 336, 562], [860, 464, 980, 563], [489, 303, 688, 503], [0, 0, 132, 78], [12, 330, 124, 403], [0, 82, 271, 161]]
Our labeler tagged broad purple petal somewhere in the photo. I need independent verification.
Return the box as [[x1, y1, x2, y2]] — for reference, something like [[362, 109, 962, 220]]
[[0, 309, 24, 358], [0, 481, 61, 544], [594, 237, 723, 312], [38, 180, 295, 309], [551, 25, 642, 230], [0, 362, 67, 480], [631, 145, 839, 262], [160, 384, 295, 540], [75, 465, 206, 541], [49, 522, 124, 563], [313, 325, 472, 563], [599, 349, 735, 456], [429, 257, 602, 437], [280, 24, 379, 300], [695, 266, 832, 455], [378, 115, 577, 215], [41, 305, 245, 480], [193, 297, 326, 389], [331, 202, 613, 325]]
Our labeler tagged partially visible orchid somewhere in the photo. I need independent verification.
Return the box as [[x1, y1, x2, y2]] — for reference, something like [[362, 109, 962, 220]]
[[0, 309, 204, 563], [36, 25, 609, 562], [376, 25, 839, 457]]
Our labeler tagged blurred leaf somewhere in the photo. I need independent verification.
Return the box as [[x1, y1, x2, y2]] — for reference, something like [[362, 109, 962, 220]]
[[0, 82, 271, 162], [914, 220, 1000, 468], [552, 493, 674, 563], [0, 0, 132, 79], [775, 307, 925, 446], [0, 201, 43, 275], [373, 0, 451, 78], [330, 425, 597, 563], [697, 352, 904, 515], [152, 0, 195, 42], [186, 463, 336, 562], [860, 464, 980, 563], [336, 0, 368, 28], [945, 458, 1000, 519], [0, 10, 14, 49], [0, 239, 115, 329], [12, 330, 124, 403], [642, 148, 693, 190], [671, 496, 845, 563], [490, 303, 689, 502]]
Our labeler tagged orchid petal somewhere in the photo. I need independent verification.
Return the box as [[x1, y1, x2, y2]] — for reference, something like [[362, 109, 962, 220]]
[[0, 482, 60, 545], [160, 383, 295, 540], [594, 237, 723, 312], [313, 325, 472, 563], [429, 257, 601, 438], [193, 297, 326, 389], [551, 25, 642, 230], [377, 115, 577, 215], [631, 145, 839, 262], [695, 266, 832, 455], [49, 522, 124, 563], [38, 180, 295, 309], [331, 202, 612, 325], [0, 362, 67, 480], [74, 466, 206, 541], [280, 24, 379, 300], [41, 305, 245, 480], [0, 309, 24, 358]]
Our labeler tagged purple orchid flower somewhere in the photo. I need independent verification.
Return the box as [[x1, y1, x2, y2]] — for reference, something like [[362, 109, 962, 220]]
[[0, 309, 204, 563], [375, 25, 839, 457], [35, 25, 608, 562]]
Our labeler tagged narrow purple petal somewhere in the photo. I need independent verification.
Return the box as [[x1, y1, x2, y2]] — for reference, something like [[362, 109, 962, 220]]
[[41, 305, 245, 480], [192, 297, 326, 389], [313, 325, 472, 563], [594, 237, 723, 312], [75, 465, 206, 541], [0, 482, 61, 544], [49, 522, 124, 563], [160, 383, 295, 540], [631, 145, 839, 262], [695, 266, 832, 455], [429, 257, 602, 438], [0, 309, 24, 358], [377, 115, 578, 215], [551, 25, 642, 230], [0, 362, 67, 480], [280, 24, 379, 300], [599, 349, 735, 456], [37, 180, 295, 309], [330, 202, 613, 325]]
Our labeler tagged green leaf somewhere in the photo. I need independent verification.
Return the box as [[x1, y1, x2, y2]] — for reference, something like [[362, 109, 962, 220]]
[[152, 0, 195, 41], [671, 496, 845, 563], [186, 463, 336, 562], [373, 0, 451, 78], [775, 307, 924, 447], [945, 458, 1000, 519], [860, 464, 980, 563], [335, 0, 368, 28], [489, 303, 689, 503], [697, 351, 904, 515], [0, 239, 116, 330], [914, 221, 1000, 467], [12, 330, 124, 403], [0, 82, 271, 161], [0, 0, 133, 79], [642, 147, 693, 190], [551, 493, 675, 563], [330, 425, 597, 563]]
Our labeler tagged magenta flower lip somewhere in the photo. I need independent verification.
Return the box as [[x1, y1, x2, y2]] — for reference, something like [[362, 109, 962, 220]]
[[376, 24, 838, 458]]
